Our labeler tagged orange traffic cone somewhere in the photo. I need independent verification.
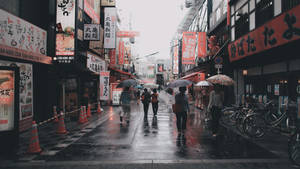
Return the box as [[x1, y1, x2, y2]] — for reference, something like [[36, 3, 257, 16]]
[[87, 104, 91, 118], [83, 106, 88, 122], [53, 106, 59, 122], [97, 101, 101, 114], [28, 121, 42, 154], [57, 111, 67, 134], [78, 106, 86, 124]]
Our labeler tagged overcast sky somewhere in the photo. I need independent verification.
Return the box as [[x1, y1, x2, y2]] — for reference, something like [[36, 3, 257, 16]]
[[116, 0, 187, 60]]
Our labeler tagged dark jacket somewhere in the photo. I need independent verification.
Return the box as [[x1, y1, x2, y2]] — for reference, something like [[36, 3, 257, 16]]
[[175, 92, 190, 112], [141, 91, 151, 104]]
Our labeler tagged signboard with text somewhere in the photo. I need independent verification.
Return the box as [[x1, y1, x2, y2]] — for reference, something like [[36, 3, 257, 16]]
[[198, 32, 207, 58], [104, 7, 116, 49], [182, 32, 196, 64], [229, 5, 300, 62], [100, 71, 110, 100], [87, 53, 106, 73], [173, 40, 179, 75], [84, 24, 100, 40]]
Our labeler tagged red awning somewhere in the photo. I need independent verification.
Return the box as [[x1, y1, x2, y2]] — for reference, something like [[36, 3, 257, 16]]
[[181, 72, 205, 83]]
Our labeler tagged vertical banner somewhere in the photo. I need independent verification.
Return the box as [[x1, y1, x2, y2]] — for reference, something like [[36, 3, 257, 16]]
[[56, 0, 75, 56], [100, 71, 110, 100], [173, 40, 179, 75], [0, 69, 15, 131], [182, 32, 196, 64], [118, 40, 124, 64], [109, 49, 116, 65], [104, 7, 116, 49], [197, 32, 207, 58]]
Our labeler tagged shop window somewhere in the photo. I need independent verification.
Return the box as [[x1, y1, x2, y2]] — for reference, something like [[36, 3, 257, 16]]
[[249, 12, 255, 31], [282, 0, 300, 12], [235, 3, 249, 39], [274, 0, 282, 16], [256, 0, 274, 28]]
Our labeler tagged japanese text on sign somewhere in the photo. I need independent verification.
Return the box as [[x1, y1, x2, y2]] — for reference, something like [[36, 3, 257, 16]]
[[104, 8, 116, 49], [84, 24, 100, 40], [100, 71, 110, 100], [182, 32, 196, 64]]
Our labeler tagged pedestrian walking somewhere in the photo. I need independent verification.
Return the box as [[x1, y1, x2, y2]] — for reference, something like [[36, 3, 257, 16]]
[[151, 89, 159, 116], [120, 87, 131, 124], [174, 86, 190, 137], [141, 88, 151, 121], [136, 89, 141, 104], [207, 84, 224, 137]]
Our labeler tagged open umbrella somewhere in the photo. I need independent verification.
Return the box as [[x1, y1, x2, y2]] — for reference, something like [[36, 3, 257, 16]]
[[144, 83, 158, 88], [206, 74, 234, 86], [134, 85, 143, 89], [195, 80, 212, 87], [167, 79, 192, 88], [117, 79, 138, 88]]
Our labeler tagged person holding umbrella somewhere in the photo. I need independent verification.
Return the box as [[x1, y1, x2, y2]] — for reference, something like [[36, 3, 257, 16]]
[[207, 84, 224, 137], [120, 87, 132, 124], [175, 86, 190, 137], [141, 88, 151, 121], [151, 89, 159, 116]]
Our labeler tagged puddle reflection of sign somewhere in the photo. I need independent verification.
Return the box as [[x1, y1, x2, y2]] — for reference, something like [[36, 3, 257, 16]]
[[100, 71, 110, 100], [0, 70, 15, 131]]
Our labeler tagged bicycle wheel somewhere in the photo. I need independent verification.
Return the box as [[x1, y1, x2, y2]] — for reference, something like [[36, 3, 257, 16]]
[[243, 114, 265, 138], [289, 133, 300, 166], [221, 111, 236, 126]]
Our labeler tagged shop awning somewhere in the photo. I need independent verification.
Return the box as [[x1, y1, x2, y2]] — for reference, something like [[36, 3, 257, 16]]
[[181, 72, 205, 83]]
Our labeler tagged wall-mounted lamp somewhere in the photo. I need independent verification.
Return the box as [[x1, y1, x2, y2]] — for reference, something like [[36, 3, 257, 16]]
[[242, 69, 248, 76]]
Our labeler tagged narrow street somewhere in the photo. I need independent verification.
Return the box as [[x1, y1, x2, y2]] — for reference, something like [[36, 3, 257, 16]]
[[1, 91, 292, 169]]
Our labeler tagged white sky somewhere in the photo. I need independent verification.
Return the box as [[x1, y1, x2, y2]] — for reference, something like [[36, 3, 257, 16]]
[[116, 0, 187, 60]]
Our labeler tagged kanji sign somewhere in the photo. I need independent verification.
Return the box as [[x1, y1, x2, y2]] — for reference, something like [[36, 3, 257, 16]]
[[197, 32, 206, 58], [0, 9, 47, 55], [104, 7, 116, 49], [84, 24, 100, 40], [118, 40, 124, 64], [100, 71, 110, 100], [87, 52, 106, 73], [182, 32, 196, 64], [0, 69, 14, 131], [229, 5, 300, 62], [109, 49, 116, 65], [173, 40, 179, 75]]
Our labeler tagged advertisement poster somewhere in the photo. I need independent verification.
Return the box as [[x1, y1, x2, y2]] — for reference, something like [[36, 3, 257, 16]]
[[84, 24, 100, 40], [182, 32, 196, 64], [56, 0, 75, 56], [0, 61, 33, 120], [112, 88, 122, 105], [0, 70, 15, 131], [100, 71, 110, 100], [87, 53, 106, 74], [0, 9, 47, 55], [197, 32, 206, 58], [274, 84, 280, 96], [104, 7, 116, 49], [173, 40, 179, 75]]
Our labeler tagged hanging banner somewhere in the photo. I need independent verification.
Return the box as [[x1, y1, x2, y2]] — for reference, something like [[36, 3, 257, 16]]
[[84, 24, 100, 40], [0, 9, 47, 55], [56, 0, 75, 56], [0, 61, 33, 121], [182, 32, 196, 64], [0, 69, 15, 131], [173, 40, 179, 75], [84, 0, 100, 24], [198, 32, 207, 58], [100, 71, 110, 100], [109, 49, 116, 65], [101, 0, 116, 6], [87, 52, 106, 73], [118, 40, 124, 64], [104, 7, 116, 49]]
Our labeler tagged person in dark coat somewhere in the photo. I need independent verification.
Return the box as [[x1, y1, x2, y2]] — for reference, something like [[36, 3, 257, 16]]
[[151, 89, 159, 116], [141, 88, 151, 120], [175, 86, 190, 137]]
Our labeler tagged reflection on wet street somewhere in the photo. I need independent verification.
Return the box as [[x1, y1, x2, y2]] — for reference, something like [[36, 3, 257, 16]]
[[43, 92, 277, 161]]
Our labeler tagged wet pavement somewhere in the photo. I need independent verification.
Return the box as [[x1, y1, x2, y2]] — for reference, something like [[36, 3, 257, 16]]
[[1, 91, 296, 168], [32, 91, 278, 162]]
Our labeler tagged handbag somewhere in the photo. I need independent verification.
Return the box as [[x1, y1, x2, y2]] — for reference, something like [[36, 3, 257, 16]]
[[172, 103, 182, 113]]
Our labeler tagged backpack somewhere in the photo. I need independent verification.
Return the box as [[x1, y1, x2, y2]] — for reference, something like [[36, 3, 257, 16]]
[[151, 93, 158, 103]]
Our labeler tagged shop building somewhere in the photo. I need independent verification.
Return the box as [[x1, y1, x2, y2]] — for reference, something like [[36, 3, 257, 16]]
[[228, 0, 300, 114]]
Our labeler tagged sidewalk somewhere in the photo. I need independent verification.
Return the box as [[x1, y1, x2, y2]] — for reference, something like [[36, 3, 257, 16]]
[[1, 105, 113, 162], [219, 116, 290, 159]]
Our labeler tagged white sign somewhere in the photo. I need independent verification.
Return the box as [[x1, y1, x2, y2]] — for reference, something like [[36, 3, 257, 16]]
[[104, 8, 116, 49], [215, 64, 223, 69], [100, 71, 110, 100], [0, 61, 33, 120], [84, 24, 100, 40], [56, 0, 75, 56], [0, 9, 47, 55], [87, 53, 106, 73], [112, 88, 122, 105]]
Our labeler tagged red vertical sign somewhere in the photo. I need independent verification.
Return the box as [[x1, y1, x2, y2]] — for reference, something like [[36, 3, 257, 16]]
[[109, 49, 116, 65], [182, 32, 196, 64], [197, 32, 207, 58], [118, 40, 124, 64]]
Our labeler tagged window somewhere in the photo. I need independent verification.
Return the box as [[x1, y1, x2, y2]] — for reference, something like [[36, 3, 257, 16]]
[[249, 0, 255, 11], [256, 0, 273, 27], [249, 12, 255, 31], [282, 0, 300, 12], [235, 3, 249, 39], [274, 0, 281, 16]]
